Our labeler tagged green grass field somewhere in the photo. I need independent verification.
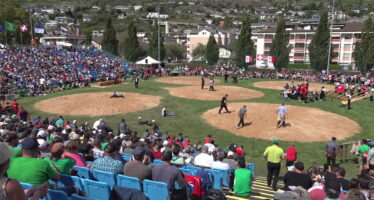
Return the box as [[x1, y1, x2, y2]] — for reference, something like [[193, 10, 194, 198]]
[[18, 77, 374, 178]]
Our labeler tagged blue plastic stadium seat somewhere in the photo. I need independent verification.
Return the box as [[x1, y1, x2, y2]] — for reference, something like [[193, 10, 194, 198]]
[[246, 163, 256, 177], [122, 153, 132, 161], [186, 165, 202, 175], [20, 182, 33, 189], [215, 169, 230, 187], [73, 166, 93, 179], [152, 159, 164, 166], [205, 169, 222, 190], [71, 194, 92, 200], [179, 168, 193, 175], [143, 179, 169, 200], [116, 174, 141, 191], [47, 189, 69, 200], [82, 179, 111, 200], [92, 170, 116, 188]]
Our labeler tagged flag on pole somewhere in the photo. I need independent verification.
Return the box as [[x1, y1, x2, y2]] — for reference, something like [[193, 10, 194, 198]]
[[0, 25, 4, 32], [61, 27, 68, 35], [5, 22, 16, 32], [34, 25, 45, 34], [20, 24, 28, 33]]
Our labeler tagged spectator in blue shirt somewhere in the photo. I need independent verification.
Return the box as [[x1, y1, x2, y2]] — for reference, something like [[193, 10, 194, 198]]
[[91, 143, 124, 174]]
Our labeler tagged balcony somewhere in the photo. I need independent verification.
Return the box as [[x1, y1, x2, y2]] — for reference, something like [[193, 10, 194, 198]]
[[294, 56, 304, 60], [343, 57, 351, 61], [344, 48, 351, 52], [264, 47, 271, 51], [289, 39, 295, 43], [344, 38, 353, 42], [333, 48, 339, 53], [264, 39, 273, 43], [294, 48, 305, 51], [295, 39, 306, 42]]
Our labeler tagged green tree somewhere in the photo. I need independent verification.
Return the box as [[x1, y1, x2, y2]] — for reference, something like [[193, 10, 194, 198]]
[[83, 28, 92, 45], [353, 17, 374, 72], [206, 34, 219, 65], [270, 16, 291, 70], [308, 11, 330, 71], [0, 0, 32, 45], [165, 43, 185, 61], [101, 17, 118, 55], [148, 25, 165, 61], [192, 43, 206, 60], [123, 21, 141, 62], [235, 17, 255, 67]]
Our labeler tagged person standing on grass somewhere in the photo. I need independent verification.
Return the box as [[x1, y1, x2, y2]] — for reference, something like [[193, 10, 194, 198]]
[[237, 105, 247, 129], [218, 94, 230, 114], [285, 144, 297, 167], [134, 75, 139, 88], [263, 139, 284, 191], [358, 139, 371, 175], [326, 137, 338, 167], [201, 77, 205, 90]]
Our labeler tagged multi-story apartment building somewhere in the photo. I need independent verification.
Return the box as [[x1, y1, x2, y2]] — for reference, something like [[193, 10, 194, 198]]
[[186, 29, 235, 61], [254, 22, 364, 68]]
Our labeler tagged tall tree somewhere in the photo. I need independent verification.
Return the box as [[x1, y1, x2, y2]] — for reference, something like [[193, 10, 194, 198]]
[[235, 17, 255, 67], [148, 25, 165, 61], [270, 16, 291, 70], [206, 34, 219, 66], [123, 21, 141, 62], [101, 17, 118, 55], [192, 43, 206, 60], [308, 11, 330, 71], [353, 17, 374, 73]]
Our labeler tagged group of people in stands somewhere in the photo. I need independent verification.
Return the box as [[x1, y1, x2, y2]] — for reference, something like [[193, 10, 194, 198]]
[[0, 99, 253, 199]]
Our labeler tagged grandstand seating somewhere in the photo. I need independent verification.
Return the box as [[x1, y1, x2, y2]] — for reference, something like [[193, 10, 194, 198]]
[[73, 166, 92, 179], [116, 174, 142, 191], [205, 169, 222, 190], [82, 179, 111, 200], [143, 179, 169, 200], [246, 163, 256, 177], [152, 159, 164, 166], [47, 189, 70, 200], [71, 194, 91, 200], [20, 182, 33, 189], [92, 169, 117, 188]]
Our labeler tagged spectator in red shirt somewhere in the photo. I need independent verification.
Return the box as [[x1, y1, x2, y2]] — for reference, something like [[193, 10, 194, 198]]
[[235, 145, 246, 156], [286, 144, 297, 167], [204, 135, 214, 144], [151, 144, 163, 159], [11, 100, 19, 113]]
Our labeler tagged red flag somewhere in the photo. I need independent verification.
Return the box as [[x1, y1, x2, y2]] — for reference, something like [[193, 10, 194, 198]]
[[20, 24, 28, 33]]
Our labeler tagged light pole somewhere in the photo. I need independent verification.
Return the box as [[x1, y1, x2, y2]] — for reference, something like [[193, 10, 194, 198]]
[[326, 0, 336, 74], [157, 4, 161, 68]]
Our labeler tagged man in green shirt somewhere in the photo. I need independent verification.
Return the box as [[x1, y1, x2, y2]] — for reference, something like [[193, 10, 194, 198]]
[[263, 139, 284, 191], [7, 138, 60, 186], [234, 159, 252, 196], [2, 133, 21, 158], [358, 139, 371, 175], [44, 142, 75, 175]]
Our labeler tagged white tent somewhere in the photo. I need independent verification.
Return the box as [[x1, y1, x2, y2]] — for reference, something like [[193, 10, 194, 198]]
[[135, 56, 160, 65]]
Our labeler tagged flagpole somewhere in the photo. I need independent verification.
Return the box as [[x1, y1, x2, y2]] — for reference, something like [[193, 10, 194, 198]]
[[20, 22, 23, 45]]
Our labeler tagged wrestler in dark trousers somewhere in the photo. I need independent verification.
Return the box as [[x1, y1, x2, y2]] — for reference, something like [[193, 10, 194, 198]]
[[346, 92, 352, 110], [201, 77, 205, 90], [218, 94, 230, 114]]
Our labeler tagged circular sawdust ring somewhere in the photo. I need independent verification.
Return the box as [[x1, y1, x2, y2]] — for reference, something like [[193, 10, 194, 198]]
[[201, 102, 360, 142], [164, 85, 264, 101], [34, 92, 162, 117], [254, 81, 335, 91], [155, 76, 220, 85]]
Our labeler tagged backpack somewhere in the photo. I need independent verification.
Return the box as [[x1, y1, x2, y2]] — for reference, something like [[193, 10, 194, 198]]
[[203, 189, 227, 200], [363, 151, 369, 160]]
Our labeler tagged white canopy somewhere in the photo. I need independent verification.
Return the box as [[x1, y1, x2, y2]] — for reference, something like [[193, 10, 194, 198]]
[[135, 56, 160, 65]]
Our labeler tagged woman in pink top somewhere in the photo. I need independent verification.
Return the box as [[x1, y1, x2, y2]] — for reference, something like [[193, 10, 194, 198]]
[[63, 141, 86, 167]]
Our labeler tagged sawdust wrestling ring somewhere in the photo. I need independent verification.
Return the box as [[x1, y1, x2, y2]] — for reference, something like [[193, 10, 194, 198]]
[[201, 102, 360, 142], [34, 92, 162, 117], [155, 76, 220, 85]]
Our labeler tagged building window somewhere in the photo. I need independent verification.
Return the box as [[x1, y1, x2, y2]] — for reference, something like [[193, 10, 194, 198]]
[[290, 35, 294, 39], [344, 44, 351, 49], [344, 34, 352, 39], [343, 53, 350, 58]]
